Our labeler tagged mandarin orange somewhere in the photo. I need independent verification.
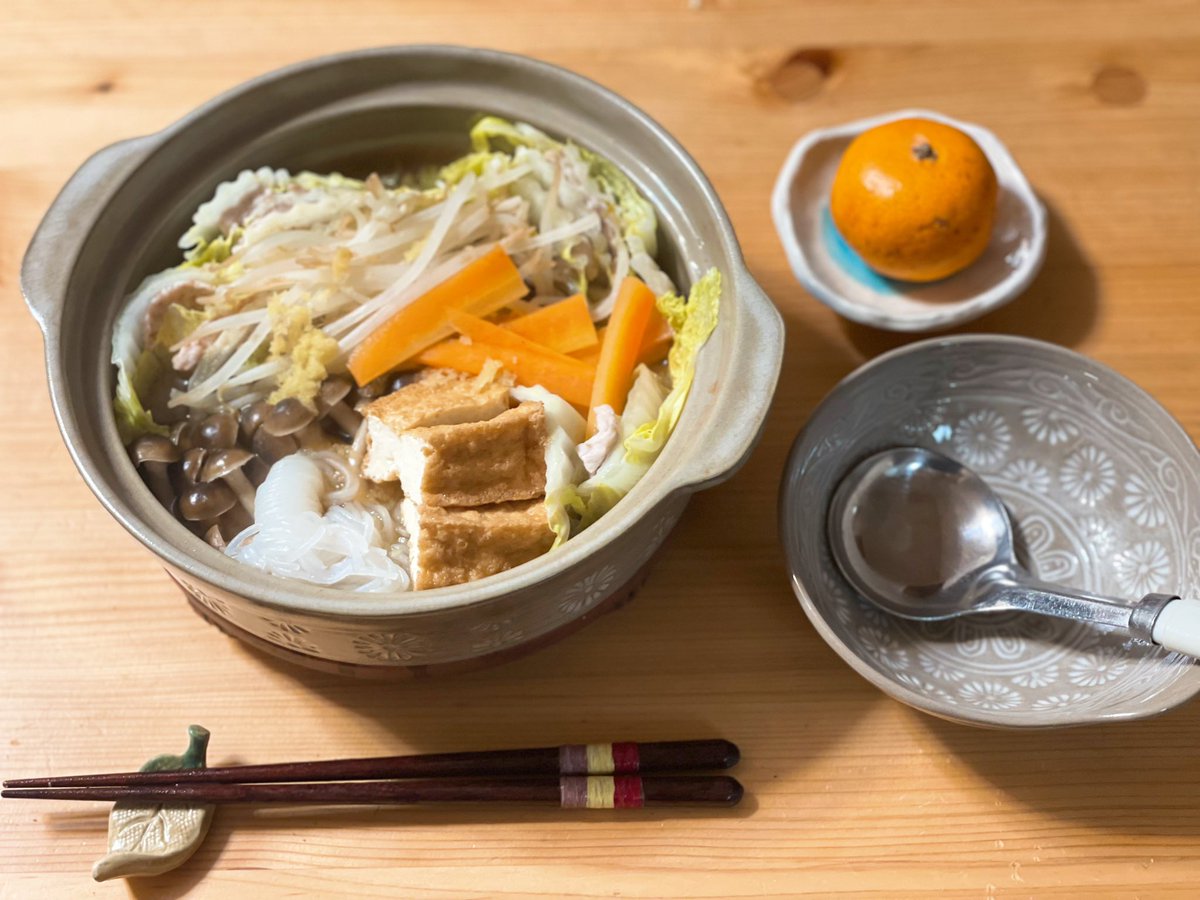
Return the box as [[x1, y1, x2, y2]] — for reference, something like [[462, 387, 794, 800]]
[[830, 118, 998, 282]]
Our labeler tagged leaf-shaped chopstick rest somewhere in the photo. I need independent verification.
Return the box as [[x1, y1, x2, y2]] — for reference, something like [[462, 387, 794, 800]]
[[91, 725, 214, 882]]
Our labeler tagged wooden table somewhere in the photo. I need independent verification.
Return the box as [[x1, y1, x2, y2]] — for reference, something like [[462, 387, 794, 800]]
[[3, 1, 1199, 896]]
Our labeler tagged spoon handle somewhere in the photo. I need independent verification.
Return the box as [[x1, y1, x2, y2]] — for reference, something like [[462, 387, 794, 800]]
[[990, 580, 1142, 631], [1148, 597, 1200, 658], [995, 584, 1200, 658]]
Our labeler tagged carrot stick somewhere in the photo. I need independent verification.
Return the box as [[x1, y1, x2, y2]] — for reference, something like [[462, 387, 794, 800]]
[[585, 277, 657, 435], [417, 338, 596, 407], [572, 342, 601, 367], [447, 308, 591, 369], [504, 297, 542, 317], [574, 309, 672, 368], [635, 308, 673, 367], [347, 246, 527, 386], [502, 294, 598, 355]]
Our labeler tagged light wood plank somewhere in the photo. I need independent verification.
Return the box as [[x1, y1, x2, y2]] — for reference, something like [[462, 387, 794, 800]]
[[3, 1, 1200, 896]]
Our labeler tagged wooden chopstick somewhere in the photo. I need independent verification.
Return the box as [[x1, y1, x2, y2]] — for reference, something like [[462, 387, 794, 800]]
[[3, 739, 738, 789], [1, 775, 743, 808]]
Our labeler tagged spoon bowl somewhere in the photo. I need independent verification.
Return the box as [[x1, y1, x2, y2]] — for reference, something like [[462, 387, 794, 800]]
[[828, 447, 1016, 619], [828, 447, 1200, 658]]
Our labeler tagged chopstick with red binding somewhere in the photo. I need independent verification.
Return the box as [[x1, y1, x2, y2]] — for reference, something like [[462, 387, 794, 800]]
[[3, 739, 739, 789], [1, 775, 743, 808]]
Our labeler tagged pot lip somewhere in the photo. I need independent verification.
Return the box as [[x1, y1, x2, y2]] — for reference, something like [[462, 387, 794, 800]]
[[779, 332, 1200, 728], [36, 44, 775, 619]]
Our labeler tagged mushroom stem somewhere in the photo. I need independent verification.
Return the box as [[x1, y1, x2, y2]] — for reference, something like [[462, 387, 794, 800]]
[[218, 505, 253, 540], [296, 421, 328, 450], [326, 400, 363, 437], [144, 464, 175, 508], [252, 429, 298, 464], [204, 524, 227, 550], [223, 468, 257, 517]]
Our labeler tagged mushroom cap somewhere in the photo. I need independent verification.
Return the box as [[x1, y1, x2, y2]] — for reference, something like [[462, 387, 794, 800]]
[[317, 377, 353, 411], [171, 419, 198, 451], [239, 400, 272, 442], [261, 398, 317, 437], [178, 482, 237, 521], [197, 412, 239, 449], [179, 447, 208, 486], [130, 434, 180, 466], [200, 447, 255, 483]]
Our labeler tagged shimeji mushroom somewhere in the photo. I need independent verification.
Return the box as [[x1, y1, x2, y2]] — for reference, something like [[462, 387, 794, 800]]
[[317, 377, 363, 437], [200, 448, 256, 516], [216, 504, 252, 544], [178, 482, 237, 525], [196, 412, 239, 450], [204, 524, 227, 550], [178, 447, 208, 487], [260, 398, 324, 449], [239, 401, 271, 445], [171, 419, 198, 452], [130, 435, 180, 507], [251, 425, 299, 464]]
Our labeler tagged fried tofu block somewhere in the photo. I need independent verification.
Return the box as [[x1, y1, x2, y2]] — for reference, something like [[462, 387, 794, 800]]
[[401, 498, 555, 590], [361, 368, 512, 482], [391, 402, 548, 507]]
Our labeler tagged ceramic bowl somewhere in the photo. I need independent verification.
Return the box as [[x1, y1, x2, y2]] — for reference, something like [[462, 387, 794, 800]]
[[21, 47, 784, 676], [780, 335, 1200, 727], [771, 109, 1047, 332]]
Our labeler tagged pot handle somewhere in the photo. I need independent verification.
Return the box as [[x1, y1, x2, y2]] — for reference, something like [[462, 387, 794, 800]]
[[21, 135, 155, 333], [665, 267, 785, 495]]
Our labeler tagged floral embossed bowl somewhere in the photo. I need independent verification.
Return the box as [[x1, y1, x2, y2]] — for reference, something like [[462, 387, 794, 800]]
[[21, 47, 783, 676], [780, 335, 1200, 727]]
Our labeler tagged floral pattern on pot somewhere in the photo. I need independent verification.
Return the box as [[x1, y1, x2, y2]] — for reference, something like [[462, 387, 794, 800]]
[[558, 565, 619, 616], [165, 492, 691, 671], [352, 632, 433, 663], [782, 337, 1200, 727]]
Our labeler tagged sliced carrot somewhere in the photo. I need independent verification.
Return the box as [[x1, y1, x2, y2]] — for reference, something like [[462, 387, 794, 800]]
[[417, 337, 596, 407], [572, 342, 602, 367], [448, 307, 596, 377], [574, 308, 672, 368], [586, 277, 657, 436], [347, 245, 527, 386], [504, 297, 541, 317], [489, 298, 537, 324], [501, 294, 598, 355], [635, 307, 673, 367]]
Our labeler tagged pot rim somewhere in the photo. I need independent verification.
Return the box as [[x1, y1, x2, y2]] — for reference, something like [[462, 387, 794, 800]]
[[27, 45, 784, 620]]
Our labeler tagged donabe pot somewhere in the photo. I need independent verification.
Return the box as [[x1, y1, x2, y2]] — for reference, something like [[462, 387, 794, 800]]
[[22, 46, 783, 676]]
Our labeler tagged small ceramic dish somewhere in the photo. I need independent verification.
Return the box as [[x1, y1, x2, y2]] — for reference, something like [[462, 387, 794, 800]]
[[771, 109, 1047, 332], [780, 335, 1200, 728]]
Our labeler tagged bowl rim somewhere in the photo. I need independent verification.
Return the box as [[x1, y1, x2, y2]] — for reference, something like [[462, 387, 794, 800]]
[[780, 332, 1200, 728], [27, 45, 782, 620], [770, 108, 1049, 333]]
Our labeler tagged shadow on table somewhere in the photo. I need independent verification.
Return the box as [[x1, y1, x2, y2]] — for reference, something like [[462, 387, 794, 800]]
[[839, 200, 1099, 358], [122, 792, 763, 900], [921, 706, 1200, 837]]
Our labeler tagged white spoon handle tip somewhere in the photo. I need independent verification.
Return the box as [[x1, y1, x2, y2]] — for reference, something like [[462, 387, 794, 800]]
[[1151, 599, 1200, 659]]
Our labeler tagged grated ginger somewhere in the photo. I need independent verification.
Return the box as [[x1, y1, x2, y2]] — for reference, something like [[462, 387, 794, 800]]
[[266, 296, 340, 407]]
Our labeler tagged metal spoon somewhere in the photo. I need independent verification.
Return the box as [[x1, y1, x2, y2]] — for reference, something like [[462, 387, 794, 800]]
[[827, 447, 1200, 657]]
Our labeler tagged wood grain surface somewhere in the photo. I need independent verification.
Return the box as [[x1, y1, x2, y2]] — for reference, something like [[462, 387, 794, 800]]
[[3, 1, 1200, 897]]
